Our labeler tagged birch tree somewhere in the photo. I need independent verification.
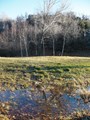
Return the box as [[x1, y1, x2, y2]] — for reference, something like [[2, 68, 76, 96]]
[[16, 16, 29, 57], [61, 13, 80, 56], [38, 0, 69, 56]]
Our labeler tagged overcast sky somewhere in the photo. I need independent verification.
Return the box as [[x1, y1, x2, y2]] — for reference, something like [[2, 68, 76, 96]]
[[0, 0, 90, 19]]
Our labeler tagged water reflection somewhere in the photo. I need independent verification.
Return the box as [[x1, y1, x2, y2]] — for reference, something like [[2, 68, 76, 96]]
[[0, 88, 90, 119]]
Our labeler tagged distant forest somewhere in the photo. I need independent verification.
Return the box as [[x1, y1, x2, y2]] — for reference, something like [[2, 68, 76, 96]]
[[0, 1, 90, 57]]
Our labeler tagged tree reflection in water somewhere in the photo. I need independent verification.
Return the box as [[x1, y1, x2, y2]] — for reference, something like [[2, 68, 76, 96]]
[[0, 85, 90, 120]]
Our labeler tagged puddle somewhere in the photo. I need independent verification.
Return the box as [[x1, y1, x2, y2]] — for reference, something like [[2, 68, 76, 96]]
[[0, 88, 90, 118], [87, 86, 90, 91]]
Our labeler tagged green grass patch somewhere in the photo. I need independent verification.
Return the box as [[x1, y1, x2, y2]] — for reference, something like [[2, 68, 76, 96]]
[[0, 56, 90, 91]]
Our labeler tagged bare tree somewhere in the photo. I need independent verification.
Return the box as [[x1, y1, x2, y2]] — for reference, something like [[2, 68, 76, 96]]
[[61, 13, 80, 56], [23, 20, 29, 57], [16, 16, 29, 57], [38, 0, 69, 56], [16, 17, 23, 57], [34, 15, 38, 56]]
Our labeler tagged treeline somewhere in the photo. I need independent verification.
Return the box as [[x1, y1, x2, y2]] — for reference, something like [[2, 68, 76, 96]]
[[0, 1, 90, 56]]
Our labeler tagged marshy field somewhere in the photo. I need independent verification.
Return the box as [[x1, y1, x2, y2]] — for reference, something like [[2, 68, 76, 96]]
[[0, 56, 90, 120]]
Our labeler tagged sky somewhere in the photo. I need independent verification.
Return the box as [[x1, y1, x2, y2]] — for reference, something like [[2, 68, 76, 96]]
[[71, 0, 90, 17], [0, 0, 90, 19]]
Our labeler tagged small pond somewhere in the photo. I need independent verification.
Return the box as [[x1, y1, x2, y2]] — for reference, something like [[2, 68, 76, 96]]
[[0, 87, 90, 119]]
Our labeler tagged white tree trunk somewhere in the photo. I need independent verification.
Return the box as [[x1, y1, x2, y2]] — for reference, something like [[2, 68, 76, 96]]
[[61, 34, 66, 56], [20, 36, 23, 57], [42, 37, 45, 56], [24, 38, 28, 57], [52, 37, 55, 56]]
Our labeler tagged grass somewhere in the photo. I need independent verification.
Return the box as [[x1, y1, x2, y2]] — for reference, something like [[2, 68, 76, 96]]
[[0, 56, 90, 91], [0, 56, 90, 119]]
